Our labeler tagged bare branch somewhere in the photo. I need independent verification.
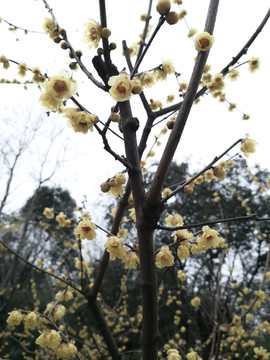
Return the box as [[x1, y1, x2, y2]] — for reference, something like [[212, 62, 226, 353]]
[[146, 0, 220, 206], [157, 214, 270, 231]]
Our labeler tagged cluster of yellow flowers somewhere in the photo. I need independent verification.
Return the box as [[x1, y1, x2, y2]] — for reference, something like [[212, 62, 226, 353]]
[[39, 71, 77, 111], [108, 60, 175, 102], [43, 208, 73, 228], [63, 108, 99, 134], [36, 330, 77, 359], [156, 224, 226, 268], [100, 172, 127, 198], [6, 310, 77, 359]]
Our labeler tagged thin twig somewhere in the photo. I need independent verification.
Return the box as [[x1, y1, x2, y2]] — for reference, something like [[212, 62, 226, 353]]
[[131, 16, 166, 79], [162, 138, 243, 203], [157, 214, 270, 231], [0, 239, 83, 294], [41, 0, 106, 90]]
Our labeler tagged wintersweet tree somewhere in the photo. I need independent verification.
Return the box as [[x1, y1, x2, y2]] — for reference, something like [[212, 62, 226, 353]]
[[1, 1, 270, 359]]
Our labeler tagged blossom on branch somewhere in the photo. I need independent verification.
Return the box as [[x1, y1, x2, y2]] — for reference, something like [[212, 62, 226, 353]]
[[39, 72, 77, 111], [104, 236, 127, 260], [249, 57, 260, 73], [63, 108, 99, 134], [108, 73, 133, 102], [156, 246, 174, 268], [75, 218, 96, 240], [6, 310, 23, 326], [83, 19, 102, 49], [240, 137, 257, 157], [195, 32, 214, 52], [122, 252, 140, 269], [43, 207, 54, 219]]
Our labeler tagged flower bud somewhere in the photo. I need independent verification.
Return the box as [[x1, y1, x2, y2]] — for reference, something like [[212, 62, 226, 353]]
[[184, 185, 193, 194], [100, 182, 110, 193], [69, 62, 78, 70], [156, 0, 171, 15], [59, 28, 66, 36], [101, 27, 111, 38], [110, 113, 120, 122], [97, 47, 104, 55], [167, 120, 174, 129], [110, 42, 117, 50], [75, 50, 83, 58], [166, 11, 179, 25], [109, 178, 117, 187], [53, 36, 62, 44], [60, 41, 69, 50]]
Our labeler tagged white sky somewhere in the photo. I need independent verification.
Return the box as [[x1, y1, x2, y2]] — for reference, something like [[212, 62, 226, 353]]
[[0, 0, 270, 215]]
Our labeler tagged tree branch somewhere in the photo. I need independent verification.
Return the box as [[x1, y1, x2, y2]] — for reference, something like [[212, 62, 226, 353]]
[[146, 0, 220, 206], [157, 213, 270, 231]]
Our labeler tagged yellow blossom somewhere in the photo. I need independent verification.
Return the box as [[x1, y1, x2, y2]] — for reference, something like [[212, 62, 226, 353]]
[[154, 68, 167, 81], [108, 73, 133, 102], [42, 18, 58, 39], [156, 246, 174, 268], [228, 68, 240, 81], [177, 270, 187, 281], [253, 346, 270, 359], [139, 72, 155, 88], [162, 60, 175, 74], [7, 310, 23, 326], [83, 19, 102, 49], [213, 166, 226, 180], [56, 212, 66, 227], [129, 208, 136, 222], [36, 329, 61, 350], [188, 28, 197, 37], [55, 290, 73, 302], [162, 188, 172, 198], [204, 169, 215, 182], [240, 137, 257, 157], [64, 108, 99, 133], [249, 57, 260, 73], [195, 32, 214, 52], [24, 312, 39, 330], [55, 341, 78, 359], [232, 314, 241, 325], [43, 207, 54, 219], [75, 219, 96, 240], [107, 173, 126, 198], [175, 229, 193, 241], [150, 99, 163, 111], [39, 72, 77, 111], [44, 302, 66, 322], [122, 252, 140, 269], [186, 350, 202, 360], [166, 348, 182, 360], [104, 236, 127, 260], [197, 225, 221, 251], [166, 214, 184, 227], [177, 244, 190, 260], [191, 297, 201, 307], [18, 62, 27, 77]]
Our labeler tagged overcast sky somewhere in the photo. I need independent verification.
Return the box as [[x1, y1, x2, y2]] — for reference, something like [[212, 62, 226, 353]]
[[1, 0, 270, 214]]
